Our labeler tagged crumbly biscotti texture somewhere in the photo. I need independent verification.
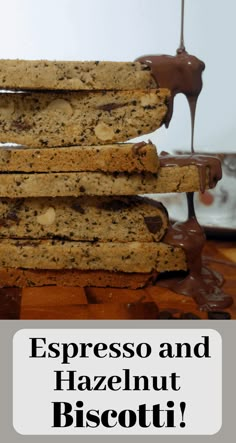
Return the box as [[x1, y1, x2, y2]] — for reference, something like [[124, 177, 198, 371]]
[[0, 196, 169, 242], [0, 239, 187, 272], [0, 142, 159, 173], [0, 60, 157, 91], [0, 166, 210, 198], [0, 268, 158, 289], [0, 89, 169, 147]]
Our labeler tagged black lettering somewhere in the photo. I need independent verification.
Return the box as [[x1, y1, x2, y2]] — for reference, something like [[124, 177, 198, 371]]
[[136, 343, 152, 358], [86, 410, 100, 428], [122, 343, 135, 358], [166, 401, 175, 427], [159, 337, 210, 359], [170, 373, 181, 391], [176, 342, 192, 358], [107, 375, 122, 391], [93, 342, 108, 358], [93, 375, 106, 391], [118, 409, 136, 428], [52, 402, 73, 427], [138, 403, 151, 428], [80, 342, 93, 358], [75, 401, 85, 427], [29, 337, 46, 358], [152, 404, 165, 427], [101, 410, 117, 428], [152, 375, 166, 391], [77, 376, 92, 391], [109, 342, 121, 358], [134, 375, 150, 390], [62, 342, 78, 364], [48, 342, 60, 359], [54, 370, 76, 391], [159, 343, 174, 358], [194, 336, 210, 358], [124, 368, 131, 390]]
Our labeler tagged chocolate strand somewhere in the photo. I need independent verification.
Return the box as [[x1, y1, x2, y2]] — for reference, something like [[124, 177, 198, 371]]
[[136, 3, 232, 311], [178, 0, 186, 54]]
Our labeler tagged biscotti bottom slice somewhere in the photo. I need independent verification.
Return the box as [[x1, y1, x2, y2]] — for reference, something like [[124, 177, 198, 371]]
[[0, 268, 158, 289], [0, 240, 187, 273], [0, 142, 159, 173], [0, 196, 169, 243]]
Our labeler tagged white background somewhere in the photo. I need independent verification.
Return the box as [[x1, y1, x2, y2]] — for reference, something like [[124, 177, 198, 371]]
[[13, 328, 222, 435], [0, 0, 235, 153]]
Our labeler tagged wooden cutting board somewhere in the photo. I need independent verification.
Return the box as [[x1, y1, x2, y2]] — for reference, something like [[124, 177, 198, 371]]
[[0, 240, 235, 320]]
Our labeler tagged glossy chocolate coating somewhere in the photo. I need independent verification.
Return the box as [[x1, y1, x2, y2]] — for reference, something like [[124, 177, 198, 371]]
[[135, 6, 232, 311], [136, 50, 205, 133]]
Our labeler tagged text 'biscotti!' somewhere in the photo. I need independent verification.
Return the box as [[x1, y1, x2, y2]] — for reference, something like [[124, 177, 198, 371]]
[[13, 328, 222, 435]]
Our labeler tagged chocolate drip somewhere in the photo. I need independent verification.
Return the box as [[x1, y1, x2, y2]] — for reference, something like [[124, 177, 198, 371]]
[[161, 217, 233, 311], [158, 139, 232, 310], [136, 1, 204, 147], [135, 51, 205, 129], [159, 152, 222, 192], [178, 0, 186, 53], [159, 145, 232, 309], [136, 1, 233, 312], [186, 192, 195, 219]]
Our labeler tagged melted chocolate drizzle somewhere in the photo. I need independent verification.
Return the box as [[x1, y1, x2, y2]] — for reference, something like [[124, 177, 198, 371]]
[[136, 0, 233, 311], [161, 200, 232, 311], [135, 50, 205, 136], [159, 152, 222, 192], [136, 2, 204, 151]]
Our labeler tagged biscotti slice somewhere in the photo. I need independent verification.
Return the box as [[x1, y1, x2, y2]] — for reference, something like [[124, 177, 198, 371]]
[[0, 268, 158, 289], [0, 239, 187, 272], [0, 89, 169, 147], [0, 196, 169, 242], [0, 167, 212, 198], [0, 60, 157, 91], [0, 142, 159, 173]]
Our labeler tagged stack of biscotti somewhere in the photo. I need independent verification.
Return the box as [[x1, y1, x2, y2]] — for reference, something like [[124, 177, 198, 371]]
[[0, 60, 212, 289]]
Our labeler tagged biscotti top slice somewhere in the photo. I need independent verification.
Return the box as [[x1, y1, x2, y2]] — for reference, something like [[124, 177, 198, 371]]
[[0, 142, 159, 173], [0, 239, 187, 273], [0, 89, 169, 147], [0, 196, 169, 243], [0, 60, 157, 91]]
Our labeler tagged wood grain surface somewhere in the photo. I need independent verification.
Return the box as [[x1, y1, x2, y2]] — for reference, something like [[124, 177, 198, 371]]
[[0, 239, 235, 320]]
